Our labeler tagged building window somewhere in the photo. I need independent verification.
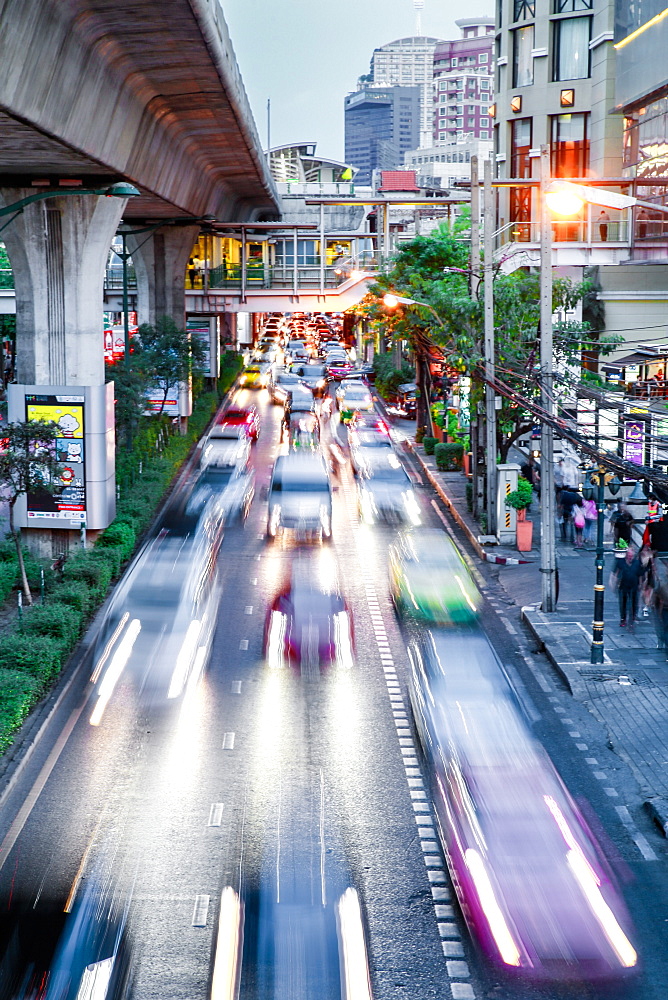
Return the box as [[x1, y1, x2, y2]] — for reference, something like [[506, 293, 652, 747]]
[[479, 52, 489, 63], [512, 25, 534, 87], [481, 79, 490, 89], [514, 0, 535, 20], [439, 132, 446, 140], [510, 117, 533, 238], [550, 112, 589, 176], [452, 57, 458, 67], [554, 0, 591, 10], [468, 118, 476, 126], [439, 80, 447, 90], [480, 118, 489, 127], [553, 17, 591, 81], [456, 118, 463, 127], [481, 130, 489, 138]]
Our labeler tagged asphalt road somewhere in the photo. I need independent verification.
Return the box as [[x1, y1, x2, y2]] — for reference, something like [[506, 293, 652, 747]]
[[0, 388, 666, 1000]]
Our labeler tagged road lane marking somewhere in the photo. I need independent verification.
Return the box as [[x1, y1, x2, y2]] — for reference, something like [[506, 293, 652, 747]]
[[244, 606, 253, 615], [208, 803, 224, 827], [231, 681, 242, 694], [615, 805, 658, 861], [239, 640, 249, 650], [192, 894, 210, 927], [0, 704, 85, 872], [222, 732, 236, 749]]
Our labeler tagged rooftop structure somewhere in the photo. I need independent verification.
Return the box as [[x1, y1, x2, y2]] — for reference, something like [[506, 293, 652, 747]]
[[432, 17, 495, 145]]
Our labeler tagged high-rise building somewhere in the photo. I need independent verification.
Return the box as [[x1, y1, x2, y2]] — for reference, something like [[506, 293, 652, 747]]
[[344, 85, 421, 186], [493, 0, 620, 237], [370, 36, 441, 146], [432, 18, 495, 145]]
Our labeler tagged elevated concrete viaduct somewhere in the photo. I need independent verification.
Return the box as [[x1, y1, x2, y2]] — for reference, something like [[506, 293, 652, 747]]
[[0, 0, 279, 551]]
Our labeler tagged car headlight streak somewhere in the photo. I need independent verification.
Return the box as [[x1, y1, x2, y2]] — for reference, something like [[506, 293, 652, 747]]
[[464, 848, 521, 967], [90, 618, 141, 726]]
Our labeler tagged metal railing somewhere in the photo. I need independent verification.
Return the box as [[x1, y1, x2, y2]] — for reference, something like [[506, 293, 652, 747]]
[[0, 269, 13, 289], [495, 216, 630, 251], [105, 264, 137, 289]]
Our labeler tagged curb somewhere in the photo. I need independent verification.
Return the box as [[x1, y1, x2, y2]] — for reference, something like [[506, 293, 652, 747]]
[[644, 797, 668, 838], [520, 606, 588, 700], [404, 440, 486, 559]]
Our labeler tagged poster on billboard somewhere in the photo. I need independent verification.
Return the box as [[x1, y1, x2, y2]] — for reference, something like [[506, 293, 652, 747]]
[[187, 316, 220, 378], [624, 419, 645, 466], [24, 394, 86, 522]]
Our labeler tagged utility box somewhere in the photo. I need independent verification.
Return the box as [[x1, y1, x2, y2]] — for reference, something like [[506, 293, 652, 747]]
[[496, 463, 521, 545], [8, 382, 115, 531]]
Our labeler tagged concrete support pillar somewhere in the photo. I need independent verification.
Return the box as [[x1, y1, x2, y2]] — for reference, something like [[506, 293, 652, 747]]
[[127, 225, 200, 327], [1, 191, 125, 385], [0, 190, 125, 556]]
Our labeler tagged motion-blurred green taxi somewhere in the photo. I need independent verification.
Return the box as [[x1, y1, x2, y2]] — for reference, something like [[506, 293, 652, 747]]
[[240, 364, 266, 389], [389, 529, 481, 626]]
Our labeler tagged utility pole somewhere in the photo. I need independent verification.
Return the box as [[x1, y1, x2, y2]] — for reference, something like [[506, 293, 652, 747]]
[[483, 158, 497, 535], [470, 156, 480, 297], [539, 145, 557, 611], [470, 155, 481, 520]]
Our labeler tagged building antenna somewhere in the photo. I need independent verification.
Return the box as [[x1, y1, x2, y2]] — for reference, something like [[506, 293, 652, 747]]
[[267, 98, 271, 154], [414, 0, 424, 36]]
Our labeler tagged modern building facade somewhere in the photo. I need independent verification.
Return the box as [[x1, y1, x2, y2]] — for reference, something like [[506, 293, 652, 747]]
[[493, 0, 620, 239], [404, 136, 494, 188], [432, 17, 495, 144], [614, 0, 668, 260], [369, 36, 441, 146], [344, 85, 421, 186]]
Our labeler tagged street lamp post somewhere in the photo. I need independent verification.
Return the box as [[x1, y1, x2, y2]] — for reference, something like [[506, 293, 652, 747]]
[[539, 146, 558, 612], [583, 467, 621, 663]]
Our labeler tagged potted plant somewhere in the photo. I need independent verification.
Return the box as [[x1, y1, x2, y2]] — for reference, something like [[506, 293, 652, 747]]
[[505, 477, 534, 551]]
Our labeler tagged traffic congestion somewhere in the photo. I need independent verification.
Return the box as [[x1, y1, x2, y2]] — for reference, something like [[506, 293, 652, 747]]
[[0, 309, 665, 1000]]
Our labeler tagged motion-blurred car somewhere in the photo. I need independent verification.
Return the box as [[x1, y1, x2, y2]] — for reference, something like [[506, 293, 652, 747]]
[[357, 451, 420, 525], [335, 381, 374, 417], [389, 529, 481, 625], [326, 358, 354, 381], [239, 364, 265, 389], [408, 629, 639, 984], [267, 452, 332, 542], [290, 362, 328, 396], [349, 422, 394, 475], [201, 424, 251, 469], [217, 405, 260, 441], [264, 565, 354, 672], [268, 369, 305, 405]]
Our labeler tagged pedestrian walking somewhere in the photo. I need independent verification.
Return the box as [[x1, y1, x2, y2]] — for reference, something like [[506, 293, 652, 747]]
[[611, 544, 643, 629], [559, 487, 580, 544], [611, 502, 634, 546], [572, 499, 585, 548], [583, 495, 598, 543], [649, 554, 668, 653]]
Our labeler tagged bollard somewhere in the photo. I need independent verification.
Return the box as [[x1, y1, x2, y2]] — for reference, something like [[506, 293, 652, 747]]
[[40, 567, 45, 605]]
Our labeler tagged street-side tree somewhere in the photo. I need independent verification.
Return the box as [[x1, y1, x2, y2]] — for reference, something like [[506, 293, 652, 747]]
[[359, 227, 620, 459], [0, 420, 63, 604], [138, 316, 207, 416], [108, 351, 153, 451]]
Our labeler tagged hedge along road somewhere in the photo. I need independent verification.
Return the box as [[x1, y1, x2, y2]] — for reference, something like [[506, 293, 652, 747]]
[[0, 354, 242, 766]]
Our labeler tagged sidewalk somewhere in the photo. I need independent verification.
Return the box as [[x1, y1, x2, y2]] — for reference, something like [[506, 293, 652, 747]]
[[404, 438, 668, 832]]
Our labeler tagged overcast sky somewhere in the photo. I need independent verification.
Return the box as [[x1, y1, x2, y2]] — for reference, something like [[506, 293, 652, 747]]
[[223, 0, 493, 162]]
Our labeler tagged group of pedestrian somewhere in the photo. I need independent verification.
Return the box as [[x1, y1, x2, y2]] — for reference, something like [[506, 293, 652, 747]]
[[556, 486, 598, 547], [609, 542, 668, 648]]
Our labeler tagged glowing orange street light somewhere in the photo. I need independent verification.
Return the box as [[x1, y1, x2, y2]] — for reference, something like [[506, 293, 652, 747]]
[[545, 189, 584, 217]]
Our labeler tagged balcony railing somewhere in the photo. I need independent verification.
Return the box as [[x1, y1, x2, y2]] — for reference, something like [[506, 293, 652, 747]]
[[496, 217, 630, 249]]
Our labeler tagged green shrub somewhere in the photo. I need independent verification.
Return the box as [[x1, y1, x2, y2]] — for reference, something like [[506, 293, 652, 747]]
[[372, 354, 415, 399], [435, 442, 464, 471], [0, 634, 63, 688], [505, 476, 534, 511], [89, 546, 122, 578], [0, 669, 41, 753], [51, 581, 95, 616], [23, 602, 82, 648], [63, 553, 113, 598], [415, 426, 426, 444], [97, 520, 136, 559], [423, 436, 438, 455], [0, 561, 17, 604]]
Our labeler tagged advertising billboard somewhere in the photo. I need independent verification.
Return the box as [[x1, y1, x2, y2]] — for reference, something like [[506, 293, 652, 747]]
[[25, 394, 86, 522], [624, 419, 645, 466]]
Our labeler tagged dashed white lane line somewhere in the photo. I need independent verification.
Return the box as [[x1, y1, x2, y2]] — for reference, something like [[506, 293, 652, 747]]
[[239, 640, 249, 650], [208, 803, 224, 827], [244, 606, 254, 615], [615, 806, 659, 861], [222, 732, 235, 750], [192, 894, 210, 927], [361, 577, 475, 998]]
